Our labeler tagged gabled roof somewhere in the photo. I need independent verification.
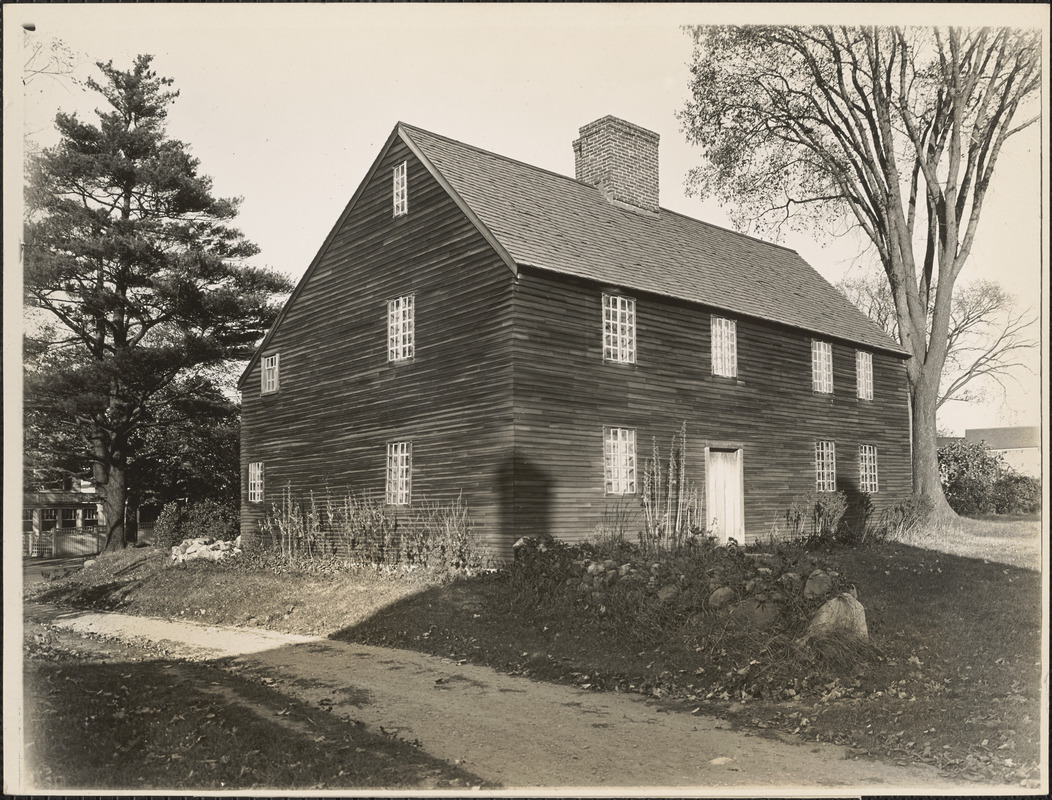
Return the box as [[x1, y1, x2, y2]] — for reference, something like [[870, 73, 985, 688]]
[[399, 123, 907, 356], [241, 121, 906, 387]]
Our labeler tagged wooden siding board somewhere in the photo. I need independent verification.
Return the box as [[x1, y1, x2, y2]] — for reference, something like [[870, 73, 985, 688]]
[[241, 139, 516, 553], [510, 267, 912, 545]]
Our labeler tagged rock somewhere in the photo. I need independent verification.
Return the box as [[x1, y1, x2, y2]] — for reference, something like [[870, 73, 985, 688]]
[[618, 563, 633, 577], [744, 578, 761, 594], [657, 584, 679, 604], [803, 593, 868, 642], [708, 586, 735, 609], [604, 570, 619, 587], [587, 562, 602, 576], [83, 559, 96, 568], [729, 596, 781, 629], [234, 535, 242, 548], [779, 572, 802, 592], [804, 569, 833, 598]]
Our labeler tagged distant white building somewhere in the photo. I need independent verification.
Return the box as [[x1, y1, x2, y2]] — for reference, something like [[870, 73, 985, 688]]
[[964, 426, 1041, 478]]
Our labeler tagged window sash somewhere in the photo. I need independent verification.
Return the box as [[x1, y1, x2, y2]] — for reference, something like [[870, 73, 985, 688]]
[[711, 316, 737, 377], [812, 340, 834, 393], [42, 509, 58, 521], [386, 442, 412, 505], [856, 350, 873, 400], [248, 462, 264, 503], [603, 294, 636, 363], [387, 295, 415, 362], [859, 445, 879, 493], [261, 354, 280, 394], [604, 427, 637, 495], [83, 507, 98, 522], [815, 441, 837, 492], [393, 161, 408, 216]]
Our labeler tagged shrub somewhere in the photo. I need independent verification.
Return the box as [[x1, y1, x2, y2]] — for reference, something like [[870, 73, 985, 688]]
[[938, 440, 1006, 515], [183, 499, 238, 541], [784, 490, 848, 542], [876, 494, 934, 542], [990, 472, 1041, 515], [153, 502, 186, 552]]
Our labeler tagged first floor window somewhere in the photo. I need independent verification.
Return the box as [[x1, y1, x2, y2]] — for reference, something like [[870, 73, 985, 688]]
[[815, 441, 837, 492], [604, 427, 637, 495], [61, 509, 77, 528], [711, 315, 737, 377], [261, 353, 280, 394], [812, 340, 834, 393], [859, 445, 879, 493], [386, 441, 412, 505], [856, 350, 873, 400], [23, 509, 33, 533], [603, 293, 636, 363], [83, 507, 98, 525], [248, 462, 264, 503], [387, 295, 415, 362], [41, 509, 57, 529]]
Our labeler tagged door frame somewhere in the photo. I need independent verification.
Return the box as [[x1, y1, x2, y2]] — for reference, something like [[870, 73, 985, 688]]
[[704, 444, 744, 543]]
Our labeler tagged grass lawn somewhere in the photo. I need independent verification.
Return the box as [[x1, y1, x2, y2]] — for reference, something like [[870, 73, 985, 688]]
[[24, 515, 1044, 788]]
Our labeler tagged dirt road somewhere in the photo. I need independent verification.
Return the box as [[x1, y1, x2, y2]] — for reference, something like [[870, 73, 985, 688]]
[[35, 604, 992, 792]]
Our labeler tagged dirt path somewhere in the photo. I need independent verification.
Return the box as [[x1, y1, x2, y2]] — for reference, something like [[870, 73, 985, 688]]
[[36, 604, 994, 792]]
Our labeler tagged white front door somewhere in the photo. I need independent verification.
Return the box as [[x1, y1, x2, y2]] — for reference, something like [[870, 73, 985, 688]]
[[707, 448, 743, 543]]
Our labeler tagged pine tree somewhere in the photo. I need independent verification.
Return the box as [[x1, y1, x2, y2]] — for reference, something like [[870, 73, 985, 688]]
[[24, 54, 291, 550]]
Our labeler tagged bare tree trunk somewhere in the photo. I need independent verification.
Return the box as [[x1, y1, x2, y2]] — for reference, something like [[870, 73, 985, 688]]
[[909, 371, 956, 520]]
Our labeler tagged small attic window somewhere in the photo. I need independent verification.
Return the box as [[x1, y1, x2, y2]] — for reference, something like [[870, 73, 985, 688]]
[[393, 161, 408, 217]]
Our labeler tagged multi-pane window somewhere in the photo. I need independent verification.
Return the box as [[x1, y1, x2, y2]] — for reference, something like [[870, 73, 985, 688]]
[[856, 350, 873, 400], [812, 340, 834, 393], [41, 509, 57, 529], [602, 294, 636, 363], [859, 445, 879, 493], [604, 427, 637, 495], [387, 295, 415, 362], [83, 507, 98, 524], [711, 316, 738, 377], [248, 462, 264, 503], [393, 161, 408, 217], [261, 354, 280, 394], [386, 442, 412, 505], [61, 509, 77, 528], [815, 441, 837, 492], [23, 509, 33, 533]]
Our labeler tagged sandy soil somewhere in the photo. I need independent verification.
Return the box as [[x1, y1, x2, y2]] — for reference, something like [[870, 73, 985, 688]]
[[21, 602, 1004, 794]]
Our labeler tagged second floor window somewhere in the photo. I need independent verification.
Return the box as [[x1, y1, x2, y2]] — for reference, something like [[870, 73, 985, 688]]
[[815, 440, 837, 492], [393, 161, 408, 216], [248, 462, 264, 503], [812, 340, 834, 394], [387, 295, 415, 362], [603, 293, 636, 363], [604, 427, 637, 495], [711, 316, 737, 377], [859, 445, 879, 493], [856, 350, 873, 400], [261, 354, 280, 394], [386, 441, 412, 505]]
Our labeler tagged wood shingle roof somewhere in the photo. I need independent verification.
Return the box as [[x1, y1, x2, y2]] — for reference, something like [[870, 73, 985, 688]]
[[400, 123, 907, 356]]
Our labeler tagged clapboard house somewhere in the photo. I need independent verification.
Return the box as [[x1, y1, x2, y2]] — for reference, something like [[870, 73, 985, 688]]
[[239, 117, 912, 553]]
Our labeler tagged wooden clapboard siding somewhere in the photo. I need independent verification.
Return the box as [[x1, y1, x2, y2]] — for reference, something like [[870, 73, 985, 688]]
[[510, 266, 911, 544], [240, 138, 516, 551]]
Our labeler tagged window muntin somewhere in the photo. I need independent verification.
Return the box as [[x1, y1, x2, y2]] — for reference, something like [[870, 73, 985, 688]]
[[815, 441, 837, 492], [23, 509, 33, 532], [856, 350, 873, 400], [61, 509, 77, 528], [711, 316, 738, 377], [386, 441, 412, 505], [604, 427, 637, 495], [83, 507, 98, 523], [387, 295, 415, 362], [393, 161, 408, 217], [812, 340, 834, 393], [261, 354, 280, 394], [603, 294, 636, 363], [859, 445, 879, 493], [248, 462, 264, 503]]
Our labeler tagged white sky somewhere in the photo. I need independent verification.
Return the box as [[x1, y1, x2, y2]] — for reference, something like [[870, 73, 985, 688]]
[[3, 2, 1048, 436]]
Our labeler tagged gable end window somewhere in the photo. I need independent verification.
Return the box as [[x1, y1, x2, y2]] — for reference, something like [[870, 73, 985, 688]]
[[856, 350, 873, 400], [392, 161, 408, 217], [811, 340, 834, 393], [261, 354, 280, 394], [815, 441, 836, 492], [603, 293, 636, 363], [386, 442, 412, 505], [248, 462, 264, 503], [387, 295, 415, 362], [711, 316, 738, 377], [859, 445, 879, 493], [604, 427, 637, 495]]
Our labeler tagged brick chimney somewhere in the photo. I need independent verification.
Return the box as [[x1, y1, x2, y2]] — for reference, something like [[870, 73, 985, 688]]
[[573, 116, 659, 214]]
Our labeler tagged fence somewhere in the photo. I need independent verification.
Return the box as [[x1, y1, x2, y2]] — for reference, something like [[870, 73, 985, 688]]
[[23, 526, 106, 558]]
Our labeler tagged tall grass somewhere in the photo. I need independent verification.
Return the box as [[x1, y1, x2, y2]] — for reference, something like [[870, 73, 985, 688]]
[[640, 422, 700, 554]]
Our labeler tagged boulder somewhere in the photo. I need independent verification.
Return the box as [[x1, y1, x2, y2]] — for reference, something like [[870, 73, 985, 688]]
[[708, 586, 735, 609], [804, 569, 833, 598], [657, 584, 679, 604], [803, 593, 868, 642], [779, 572, 802, 592]]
